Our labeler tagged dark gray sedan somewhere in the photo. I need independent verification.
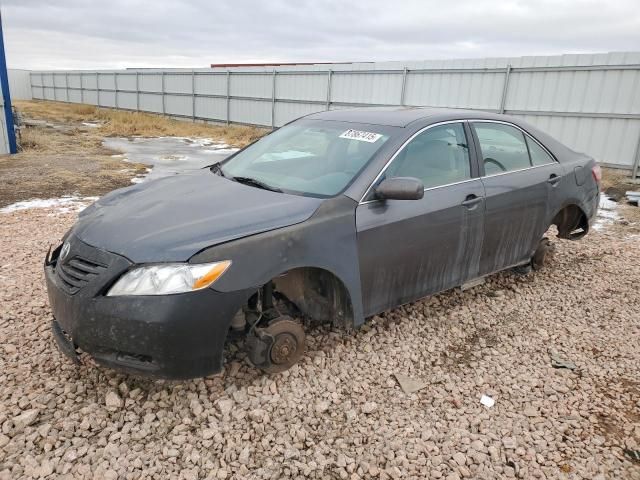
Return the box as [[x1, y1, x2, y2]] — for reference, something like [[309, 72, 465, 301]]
[[45, 107, 600, 379]]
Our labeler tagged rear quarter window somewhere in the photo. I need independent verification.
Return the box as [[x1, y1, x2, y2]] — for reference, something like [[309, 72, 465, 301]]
[[526, 136, 556, 166]]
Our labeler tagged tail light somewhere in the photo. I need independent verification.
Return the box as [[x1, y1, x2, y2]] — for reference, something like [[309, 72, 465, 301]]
[[591, 165, 602, 184]]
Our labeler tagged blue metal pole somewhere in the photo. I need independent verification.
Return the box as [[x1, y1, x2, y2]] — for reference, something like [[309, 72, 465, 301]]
[[0, 10, 17, 154]]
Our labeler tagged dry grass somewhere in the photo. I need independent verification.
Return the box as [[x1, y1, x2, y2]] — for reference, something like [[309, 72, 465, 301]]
[[15, 100, 97, 123], [18, 127, 49, 151], [15, 100, 267, 147], [601, 167, 639, 204], [601, 167, 635, 192]]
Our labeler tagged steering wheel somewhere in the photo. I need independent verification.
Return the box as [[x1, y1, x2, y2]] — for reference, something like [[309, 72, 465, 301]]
[[484, 157, 507, 173]]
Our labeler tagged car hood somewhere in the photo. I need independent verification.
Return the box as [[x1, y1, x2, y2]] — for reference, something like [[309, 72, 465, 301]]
[[72, 171, 324, 263]]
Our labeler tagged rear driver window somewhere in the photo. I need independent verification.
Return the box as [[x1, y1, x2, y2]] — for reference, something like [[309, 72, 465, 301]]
[[472, 122, 530, 175]]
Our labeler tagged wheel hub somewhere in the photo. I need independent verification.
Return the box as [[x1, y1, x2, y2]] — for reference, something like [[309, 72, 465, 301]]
[[261, 317, 306, 373], [270, 333, 297, 365]]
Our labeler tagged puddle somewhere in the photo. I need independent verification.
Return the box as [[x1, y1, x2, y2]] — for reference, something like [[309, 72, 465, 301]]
[[0, 196, 99, 214], [593, 194, 620, 231], [103, 137, 239, 183]]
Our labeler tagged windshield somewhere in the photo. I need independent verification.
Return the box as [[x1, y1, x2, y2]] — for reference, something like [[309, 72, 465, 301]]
[[220, 120, 391, 197]]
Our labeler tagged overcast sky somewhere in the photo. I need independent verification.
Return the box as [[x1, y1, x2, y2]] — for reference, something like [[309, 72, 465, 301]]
[[3, 0, 640, 70]]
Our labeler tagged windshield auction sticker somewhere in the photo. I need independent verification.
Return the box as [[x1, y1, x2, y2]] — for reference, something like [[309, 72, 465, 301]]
[[339, 129, 383, 143]]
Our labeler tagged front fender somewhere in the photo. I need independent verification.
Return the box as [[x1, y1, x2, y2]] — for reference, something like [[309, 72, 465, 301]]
[[191, 196, 366, 326]]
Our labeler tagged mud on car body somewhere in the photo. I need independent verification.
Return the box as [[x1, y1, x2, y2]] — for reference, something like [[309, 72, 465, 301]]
[[45, 107, 601, 379]]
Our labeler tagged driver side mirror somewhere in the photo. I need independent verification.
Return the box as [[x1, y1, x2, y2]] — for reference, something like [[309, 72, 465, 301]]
[[374, 177, 424, 201]]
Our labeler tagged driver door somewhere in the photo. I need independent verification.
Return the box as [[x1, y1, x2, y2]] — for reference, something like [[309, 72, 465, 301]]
[[356, 122, 485, 317]]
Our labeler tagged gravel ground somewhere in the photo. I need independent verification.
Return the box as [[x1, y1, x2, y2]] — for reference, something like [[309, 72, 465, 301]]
[[1, 206, 639, 480]]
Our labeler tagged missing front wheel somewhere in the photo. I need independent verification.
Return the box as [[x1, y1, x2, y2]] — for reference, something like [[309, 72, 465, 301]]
[[246, 316, 306, 374]]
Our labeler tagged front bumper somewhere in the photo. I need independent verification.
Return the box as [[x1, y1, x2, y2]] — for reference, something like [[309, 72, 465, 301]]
[[45, 237, 251, 379]]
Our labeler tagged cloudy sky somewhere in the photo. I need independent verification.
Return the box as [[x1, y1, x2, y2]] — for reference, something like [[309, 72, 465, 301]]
[[3, 0, 640, 70]]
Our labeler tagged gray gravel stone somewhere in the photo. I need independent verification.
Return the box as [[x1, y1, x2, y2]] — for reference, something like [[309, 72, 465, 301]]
[[105, 391, 122, 409], [1, 207, 639, 479], [12, 409, 39, 432]]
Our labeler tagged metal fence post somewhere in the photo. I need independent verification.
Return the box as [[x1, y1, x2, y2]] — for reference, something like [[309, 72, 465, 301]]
[[53, 73, 58, 101], [64, 72, 69, 102], [114, 73, 118, 109], [96, 72, 100, 106], [499, 64, 512, 113], [632, 131, 640, 180], [135, 72, 140, 111], [326, 70, 333, 110], [192, 70, 196, 121], [271, 69, 277, 129], [80, 73, 84, 104], [161, 72, 166, 114], [400, 67, 408, 106], [226, 70, 231, 125]]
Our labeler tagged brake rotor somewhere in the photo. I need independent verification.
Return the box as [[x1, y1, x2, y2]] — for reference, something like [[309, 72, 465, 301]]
[[261, 317, 305, 374]]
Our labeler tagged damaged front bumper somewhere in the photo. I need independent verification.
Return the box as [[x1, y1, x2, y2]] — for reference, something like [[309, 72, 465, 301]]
[[44, 236, 251, 380]]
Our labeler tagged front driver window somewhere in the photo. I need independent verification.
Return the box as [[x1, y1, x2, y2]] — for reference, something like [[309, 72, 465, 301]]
[[385, 123, 471, 189]]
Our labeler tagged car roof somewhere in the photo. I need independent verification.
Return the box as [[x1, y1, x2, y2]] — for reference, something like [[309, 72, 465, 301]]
[[305, 106, 507, 127]]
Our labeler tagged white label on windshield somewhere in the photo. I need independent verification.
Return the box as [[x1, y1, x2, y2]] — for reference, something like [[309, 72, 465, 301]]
[[339, 129, 383, 143]]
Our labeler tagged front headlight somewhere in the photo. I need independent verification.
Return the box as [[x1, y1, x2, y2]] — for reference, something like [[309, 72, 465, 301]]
[[106, 260, 231, 296]]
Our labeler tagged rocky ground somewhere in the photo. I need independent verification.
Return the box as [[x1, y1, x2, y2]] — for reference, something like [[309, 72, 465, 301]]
[[0, 200, 639, 479]]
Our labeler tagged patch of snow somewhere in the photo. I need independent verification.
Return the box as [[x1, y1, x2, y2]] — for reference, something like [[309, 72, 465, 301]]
[[1, 196, 99, 214], [593, 194, 620, 231], [154, 136, 237, 152], [82, 122, 101, 128], [186, 138, 215, 147], [130, 168, 153, 184]]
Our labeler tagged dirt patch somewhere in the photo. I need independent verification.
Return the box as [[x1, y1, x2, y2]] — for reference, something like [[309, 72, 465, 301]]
[[602, 167, 638, 200], [0, 120, 147, 208]]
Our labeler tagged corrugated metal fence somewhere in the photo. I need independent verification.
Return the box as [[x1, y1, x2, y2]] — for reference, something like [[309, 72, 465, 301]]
[[28, 52, 640, 175], [8, 69, 32, 100]]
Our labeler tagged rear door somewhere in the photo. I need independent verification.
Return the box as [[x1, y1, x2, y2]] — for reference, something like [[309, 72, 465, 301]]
[[356, 121, 485, 316], [470, 121, 564, 275]]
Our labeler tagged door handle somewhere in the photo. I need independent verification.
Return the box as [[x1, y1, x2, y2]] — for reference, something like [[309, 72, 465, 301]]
[[547, 174, 561, 186], [461, 194, 482, 208]]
